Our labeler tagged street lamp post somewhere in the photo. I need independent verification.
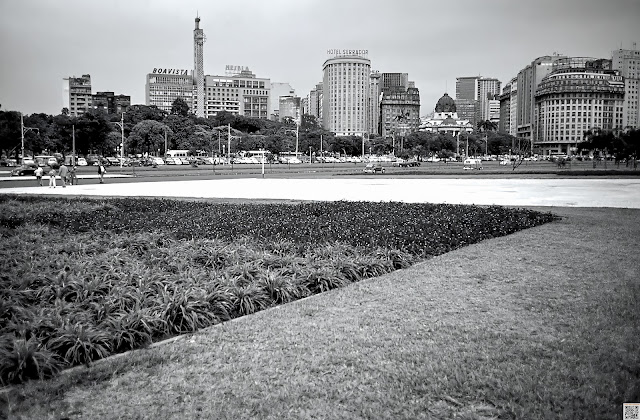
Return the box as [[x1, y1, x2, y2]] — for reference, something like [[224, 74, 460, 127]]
[[482, 134, 488, 157], [20, 113, 39, 164], [114, 112, 125, 168]]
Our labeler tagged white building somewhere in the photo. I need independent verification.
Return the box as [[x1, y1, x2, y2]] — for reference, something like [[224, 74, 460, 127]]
[[145, 69, 193, 113], [322, 53, 371, 136], [270, 82, 296, 120], [612, 47, 640, 128], [203, 69, 270, 118], [62, 74, 92, 117]]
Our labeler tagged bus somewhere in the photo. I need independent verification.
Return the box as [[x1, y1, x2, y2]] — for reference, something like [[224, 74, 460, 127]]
[[165, 150, 190, 158]]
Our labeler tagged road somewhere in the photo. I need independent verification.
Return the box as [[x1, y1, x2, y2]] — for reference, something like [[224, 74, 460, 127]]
[[1, 165, 640, 208]]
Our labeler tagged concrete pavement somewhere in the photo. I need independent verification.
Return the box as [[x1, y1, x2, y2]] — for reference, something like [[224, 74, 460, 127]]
[[1, 177, 640, 208]]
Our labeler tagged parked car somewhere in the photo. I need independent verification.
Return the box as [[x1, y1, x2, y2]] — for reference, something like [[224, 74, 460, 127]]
[[105, 157, 120, 166], [395, 160, 421, 167], [76, 157, 87, 166], [11, 163, 39, 176], [363, 163, 385, 174], [152, 157, 165, 165], [86, 155, 101, 165], [463, 158, 483, 170]]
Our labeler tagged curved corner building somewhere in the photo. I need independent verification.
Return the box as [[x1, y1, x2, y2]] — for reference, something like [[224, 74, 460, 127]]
[[322, 54, 371, 136], [534, 57, 625, 156]]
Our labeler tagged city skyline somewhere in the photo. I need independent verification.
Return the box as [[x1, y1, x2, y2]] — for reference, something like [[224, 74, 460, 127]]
[[0, 0, 638, 117]]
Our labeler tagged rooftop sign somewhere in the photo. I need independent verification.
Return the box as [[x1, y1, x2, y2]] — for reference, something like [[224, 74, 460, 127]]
[[152, 68, 188, 75], [327, 49, 368, 57]]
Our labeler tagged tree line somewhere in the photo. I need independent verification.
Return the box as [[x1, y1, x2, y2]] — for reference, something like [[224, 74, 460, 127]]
[[3, 99, 636, 161]]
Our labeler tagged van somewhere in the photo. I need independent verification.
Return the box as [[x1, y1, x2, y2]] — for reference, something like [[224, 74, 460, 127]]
[[463, 158, 483, 170]]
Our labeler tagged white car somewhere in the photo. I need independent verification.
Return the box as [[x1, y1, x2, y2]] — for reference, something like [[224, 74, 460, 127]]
[[152, 157, 165, 165], [76, 158, 87, 166]]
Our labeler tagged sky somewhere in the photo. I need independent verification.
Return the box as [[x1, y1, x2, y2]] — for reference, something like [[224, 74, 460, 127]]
[[1, 0, 639, 117]]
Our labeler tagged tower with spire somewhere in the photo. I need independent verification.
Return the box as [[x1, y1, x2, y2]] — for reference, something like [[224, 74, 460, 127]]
[[193, 16, 205, 118]]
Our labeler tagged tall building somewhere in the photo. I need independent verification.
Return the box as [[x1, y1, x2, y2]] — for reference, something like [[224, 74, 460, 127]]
[[193, 17, 205, 118], [612, 46, 640, 128], [308, 82, 323, 122], [145, 69, 193, 113], [270, 82, 296, 120], [279, 96, 301, 121], [515, 54, 565, 146], [455, 76, 501, 126], [534, 57, 625, 156], [379, 74, 420, 138], [322, 53, 371, 136], [92, 92, 130, 115], [369, 72, 381, 135], [203, 68, 270, 118], [62, 74, 92, 117]]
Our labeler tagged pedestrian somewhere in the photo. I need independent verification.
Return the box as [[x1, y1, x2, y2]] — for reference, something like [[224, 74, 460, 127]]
[[98, 163, 106, 183], [69, 166, 78, 185], [58, 163, 68, 188], [48, 167, 57, 188], [34, 166, 44, 186]]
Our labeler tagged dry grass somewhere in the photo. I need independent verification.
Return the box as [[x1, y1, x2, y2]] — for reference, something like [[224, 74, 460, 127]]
[[2, 207, 639, 419]]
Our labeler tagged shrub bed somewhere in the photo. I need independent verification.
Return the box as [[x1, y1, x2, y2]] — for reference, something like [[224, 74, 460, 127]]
[[0, 196, 558, 385]]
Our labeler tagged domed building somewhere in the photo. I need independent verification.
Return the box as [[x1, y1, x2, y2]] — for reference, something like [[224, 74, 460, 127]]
[[419, 93, 473, 136]]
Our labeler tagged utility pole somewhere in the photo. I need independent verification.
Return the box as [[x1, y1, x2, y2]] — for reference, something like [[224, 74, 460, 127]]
[[227, 123, 231, 162], [114, 112, 125, 167], [20, 113, 39, 164], [72, 125, 75, 166], [164, 129, 167, 156]]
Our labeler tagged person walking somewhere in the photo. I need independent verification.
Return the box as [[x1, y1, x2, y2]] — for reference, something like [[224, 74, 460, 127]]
[[34, 166, 44, 186], [98, 163, 106, 183], [58, 163, 68, 188], [69, 165, 78, 185], [48, 167, 57, 188]]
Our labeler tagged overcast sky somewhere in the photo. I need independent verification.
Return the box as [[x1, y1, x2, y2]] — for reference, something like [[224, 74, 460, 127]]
[[1, 0, 638, 117]]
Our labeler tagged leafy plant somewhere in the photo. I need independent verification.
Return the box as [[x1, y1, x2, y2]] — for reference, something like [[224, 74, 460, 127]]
[[0, 335, 63, 385], [47, 323, 113, 366]]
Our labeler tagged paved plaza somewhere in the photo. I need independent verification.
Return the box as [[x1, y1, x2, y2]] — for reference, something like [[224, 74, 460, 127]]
[[1, 177, 640, 208]]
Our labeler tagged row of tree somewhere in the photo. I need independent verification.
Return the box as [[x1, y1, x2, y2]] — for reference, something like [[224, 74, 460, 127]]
[[3, 99, 637, 161]]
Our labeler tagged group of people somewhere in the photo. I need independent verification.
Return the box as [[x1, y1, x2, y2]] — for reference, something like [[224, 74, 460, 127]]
[[35, 163, 78, 188]]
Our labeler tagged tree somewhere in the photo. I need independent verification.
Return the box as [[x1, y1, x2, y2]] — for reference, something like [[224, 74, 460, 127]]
[[127, 120, 172, 155], [171, 98, 190, 117], [477, 119, 498, 133], [0, 110, 22, 159]]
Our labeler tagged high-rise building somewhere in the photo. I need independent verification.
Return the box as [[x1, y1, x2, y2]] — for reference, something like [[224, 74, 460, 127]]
[[279, 96, 301, 121], [92, 92, 130, 115], [369, 72, 381, 135], [62, 74, 92, 117], [308, 82, 322, 121], [270, 82, 296, 120], [455, 76, 501, 127], [322, 54, 371, 136], [499, 78, 518, 135], [379, 75, 420, 138], [203, 68, 270, 118], [612, 46, 640, 128], [193, 17, 205, 118], [145, 69, 193, 113], [515, 54, 565, 146], [534, 57, 625, 156]]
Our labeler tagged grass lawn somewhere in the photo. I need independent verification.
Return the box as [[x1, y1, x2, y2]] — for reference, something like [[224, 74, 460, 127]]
[[2, 206, 638, 419]]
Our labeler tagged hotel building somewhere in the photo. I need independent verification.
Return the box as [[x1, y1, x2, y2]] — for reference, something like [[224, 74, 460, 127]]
[[322, 54, 371, 136], [534, 57, 625, 156], [62, 74, 92, 117]]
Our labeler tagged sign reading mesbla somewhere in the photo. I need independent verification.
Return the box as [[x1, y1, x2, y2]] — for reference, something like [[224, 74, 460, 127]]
[[152, 68, 188, 75]]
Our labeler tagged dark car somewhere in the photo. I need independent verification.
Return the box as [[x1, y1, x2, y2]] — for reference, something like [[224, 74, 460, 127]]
[[397, 160, 421, 168], [11, 163, 39, 176], [363, 163, 385, 174]]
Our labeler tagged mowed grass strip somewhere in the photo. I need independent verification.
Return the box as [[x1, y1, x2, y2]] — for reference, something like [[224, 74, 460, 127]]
[[2, 207, 638, 419]]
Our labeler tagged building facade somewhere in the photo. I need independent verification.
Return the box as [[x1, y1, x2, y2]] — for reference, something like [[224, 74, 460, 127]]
[[419, 93, 474, 139], [369, 71, 381, 135], [515, 54, 565, 149], [270, 82, 296, 120], [279, 96, 302, 121], [455, 76, 500, 127], [92, 92, 130, 115], [612, 47, 640, 128], [145, 71, 193, 113], [203, 69, 270, 118], [308, 82, 323, 124], [534, 57, 625, 156], [322, 54, 371, 136], [379, 74, 420, 138], [62, 74, 92, 117]]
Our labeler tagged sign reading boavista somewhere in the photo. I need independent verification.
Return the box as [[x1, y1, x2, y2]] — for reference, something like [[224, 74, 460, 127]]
[[327, 49, 368, 56], [152, 68, 188, 75]]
